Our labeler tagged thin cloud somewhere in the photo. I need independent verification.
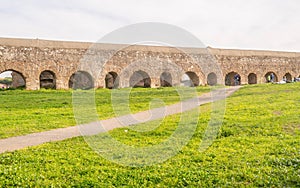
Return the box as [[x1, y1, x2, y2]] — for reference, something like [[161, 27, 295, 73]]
[[0, 0, 299, 51]]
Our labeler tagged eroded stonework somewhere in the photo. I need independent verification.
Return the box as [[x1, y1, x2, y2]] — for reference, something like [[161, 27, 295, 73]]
[[0, 38, 299, 90]]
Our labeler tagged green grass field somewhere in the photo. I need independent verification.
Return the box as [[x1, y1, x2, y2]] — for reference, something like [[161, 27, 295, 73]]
[[0, 87, 209, 138], [0, 84, 299, 187]]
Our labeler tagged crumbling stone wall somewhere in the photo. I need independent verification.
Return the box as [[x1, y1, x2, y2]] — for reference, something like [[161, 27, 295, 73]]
[[0, 38, 299, 90], [211, 48, 300, 85]]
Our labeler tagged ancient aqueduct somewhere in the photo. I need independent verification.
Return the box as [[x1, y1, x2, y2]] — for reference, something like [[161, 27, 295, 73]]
[[0, 38, 299, 90]]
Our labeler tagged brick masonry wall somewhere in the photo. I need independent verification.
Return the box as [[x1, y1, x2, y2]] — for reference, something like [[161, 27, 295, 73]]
[[0, 38, 299, 90]]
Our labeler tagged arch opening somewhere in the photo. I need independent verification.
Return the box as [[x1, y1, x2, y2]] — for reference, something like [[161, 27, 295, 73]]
[[0, 70, 25, 89], [160, 72, 172, 87], [225, 72, 241, 86], [207, 72, 217, 86], [129, 70, 151, 88], [248, 73, 257, 84], [283, 73, 292, 82], [40, 70, 56, 89], [69, 71, 94, 89], [265, 72, 278, 83], [181, 71, 199, 87], [105, 71, 119, 89]]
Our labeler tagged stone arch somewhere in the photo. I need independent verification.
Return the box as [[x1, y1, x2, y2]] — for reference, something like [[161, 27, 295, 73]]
[[40, 70, 56, 89], [0, 69, 26, 89], [69, 71, 94, 89], [181, 71, 199, 87], [225, 71, 241, 86], [207, 72, 217, 86], [160, 72, 172, 87], [265, 72, 278, 83], [284, 72, 292, 82], [248, 73, 257, 84], [129, 70, 151, 88], [105, 71, 119, 89]]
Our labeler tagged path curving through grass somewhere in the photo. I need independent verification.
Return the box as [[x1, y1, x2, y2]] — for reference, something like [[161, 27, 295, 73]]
[[0, 86, 239, 153]]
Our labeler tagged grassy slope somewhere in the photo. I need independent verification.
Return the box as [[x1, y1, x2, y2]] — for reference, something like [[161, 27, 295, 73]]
[[0, 87, 209, 138], [0, 84, 299, 187]]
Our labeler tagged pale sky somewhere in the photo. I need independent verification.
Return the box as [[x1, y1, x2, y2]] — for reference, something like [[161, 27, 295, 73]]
[[0, 0, 299, 52]]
